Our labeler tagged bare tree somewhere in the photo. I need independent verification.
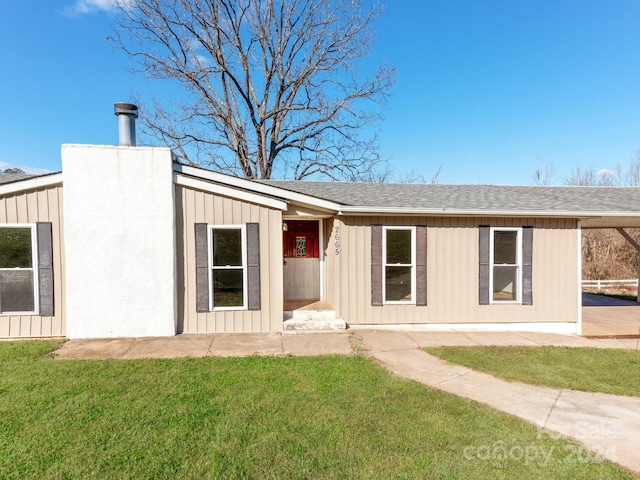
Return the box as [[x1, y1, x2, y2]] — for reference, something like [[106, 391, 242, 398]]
[[582, 228, 639, 281], [429, 164, 442, 184], [347, 161, 394, 183], [532, 161, 555, 186], [565, 166, 598, 186], [564, 165, 619, 186], [112, 0, 394, 180], [611, 156, 640, 186], [349, 164, 442, 184]]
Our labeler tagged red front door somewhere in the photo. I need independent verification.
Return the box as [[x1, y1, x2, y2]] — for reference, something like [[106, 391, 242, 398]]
[[283, 220, 320, 300], [283, 221, 319, 259]]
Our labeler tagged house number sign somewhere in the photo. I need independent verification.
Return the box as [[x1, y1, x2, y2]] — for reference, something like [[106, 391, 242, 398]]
[[334, 225, 340, 255]]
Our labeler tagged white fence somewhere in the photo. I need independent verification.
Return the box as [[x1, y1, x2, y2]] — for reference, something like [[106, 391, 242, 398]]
[[582, 279, 638, 289]]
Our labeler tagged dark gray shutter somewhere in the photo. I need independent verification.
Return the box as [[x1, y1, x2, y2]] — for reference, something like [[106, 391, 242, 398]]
[[478, 225, 490, 305], [194, 223, 209, 312], [371, 224, 383, 306], [36, 222, 54, 316], [522, 226, 533, 305], [416, 226, 427, 306], [246, 223, 261, 311]]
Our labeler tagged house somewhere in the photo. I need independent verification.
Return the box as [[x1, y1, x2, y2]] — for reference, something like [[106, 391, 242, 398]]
[[1, 113, 640, 339]]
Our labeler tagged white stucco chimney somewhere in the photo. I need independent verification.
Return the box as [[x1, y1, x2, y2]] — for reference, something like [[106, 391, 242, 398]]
[[61, 104, 177, 338]]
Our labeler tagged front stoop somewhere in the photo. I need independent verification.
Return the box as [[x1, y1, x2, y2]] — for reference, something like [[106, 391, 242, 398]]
[[283, 309, 347, 333]]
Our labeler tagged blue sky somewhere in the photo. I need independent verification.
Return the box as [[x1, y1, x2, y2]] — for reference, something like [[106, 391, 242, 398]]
[[2, 1, 640, 184]]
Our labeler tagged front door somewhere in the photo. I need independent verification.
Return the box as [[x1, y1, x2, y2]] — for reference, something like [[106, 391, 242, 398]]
[[283, 220, 320, 301]]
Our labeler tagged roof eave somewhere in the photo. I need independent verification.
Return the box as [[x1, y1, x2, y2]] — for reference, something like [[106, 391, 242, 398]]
[[173, 173, 288, 211], [174, 164, 341, 212], [0, 173, 63, 196]]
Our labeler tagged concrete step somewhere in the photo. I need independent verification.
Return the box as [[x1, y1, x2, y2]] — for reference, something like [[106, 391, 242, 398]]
[[283, 309, 347, 332], [291, 308, 337, 320]]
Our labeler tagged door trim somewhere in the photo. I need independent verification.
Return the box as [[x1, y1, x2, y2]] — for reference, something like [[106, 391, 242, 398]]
[[319, 219, 325, 301]]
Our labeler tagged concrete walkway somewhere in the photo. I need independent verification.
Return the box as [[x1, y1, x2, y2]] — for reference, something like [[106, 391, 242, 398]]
[[53, 332, 353, 359], [53, 329, 640, 360], [353, 329, 640, 475], [54, 329, 640, 473]]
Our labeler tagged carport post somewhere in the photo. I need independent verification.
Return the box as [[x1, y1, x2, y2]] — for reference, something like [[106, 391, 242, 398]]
[[615, 228, 640, 303]]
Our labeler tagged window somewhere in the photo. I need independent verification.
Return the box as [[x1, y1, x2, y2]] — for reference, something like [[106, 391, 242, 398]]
[[479, 225, 532, 306], [209, 226, 247, 309], [383, 227, 416, 303], [295, 236, 307, 257], [490, 228, 521, 303], [0, 225, 38, 314], [371, 225, 426, 307], [195, 223, 260, 313]]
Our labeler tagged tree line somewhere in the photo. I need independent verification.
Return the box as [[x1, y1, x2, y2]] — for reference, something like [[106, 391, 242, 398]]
[[533, 158, 640, 283]]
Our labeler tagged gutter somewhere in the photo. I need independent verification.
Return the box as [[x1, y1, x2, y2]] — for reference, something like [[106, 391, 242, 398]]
[[337, 206, 640, 218]]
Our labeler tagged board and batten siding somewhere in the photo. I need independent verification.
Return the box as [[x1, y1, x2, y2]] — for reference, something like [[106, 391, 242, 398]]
[[326, 216, 579, 325], [176, 185, 283, 333], [0, 185, 65, 337]]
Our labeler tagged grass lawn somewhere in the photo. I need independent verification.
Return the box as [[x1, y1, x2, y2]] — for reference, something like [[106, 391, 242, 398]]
[[0, 341, 637, 479], [425, 346, 640, 397]]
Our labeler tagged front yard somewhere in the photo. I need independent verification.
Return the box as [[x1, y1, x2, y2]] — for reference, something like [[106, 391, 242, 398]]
[[0, 340, 636, 479]]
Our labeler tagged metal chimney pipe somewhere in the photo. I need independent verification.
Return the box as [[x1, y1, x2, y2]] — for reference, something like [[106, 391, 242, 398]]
[[114, 102, 139, 147]]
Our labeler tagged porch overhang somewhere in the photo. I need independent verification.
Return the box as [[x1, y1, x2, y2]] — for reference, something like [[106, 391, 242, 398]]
[[580, 216, 640, 228]]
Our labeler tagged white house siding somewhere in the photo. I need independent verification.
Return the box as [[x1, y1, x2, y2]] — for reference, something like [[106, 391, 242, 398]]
[[326, 216, 579, 327], [0, 184, 65, 337], [176, 185, 283, 333]]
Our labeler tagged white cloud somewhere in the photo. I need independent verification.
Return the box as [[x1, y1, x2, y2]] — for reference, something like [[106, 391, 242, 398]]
[[596, 169, 614, 177], [62, 0, 119, 16]]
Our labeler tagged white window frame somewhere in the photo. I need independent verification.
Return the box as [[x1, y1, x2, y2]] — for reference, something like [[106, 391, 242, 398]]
[[0, 224, 39, 315], [490, 227, 522, 304], [208, 225, 247, 311], [382, 226, 416, 305]]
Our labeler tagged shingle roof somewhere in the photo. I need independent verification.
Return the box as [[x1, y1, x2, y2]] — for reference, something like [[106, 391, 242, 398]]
[[261, 181, 640, 214], [0, 172, 35, 185]]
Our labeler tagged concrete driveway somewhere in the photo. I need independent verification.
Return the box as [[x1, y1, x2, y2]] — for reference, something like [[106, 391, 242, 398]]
[[582, 293, 640, 338]]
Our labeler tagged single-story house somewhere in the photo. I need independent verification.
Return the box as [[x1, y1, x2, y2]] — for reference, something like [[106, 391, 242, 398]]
[[1, 134, 640, 339]]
